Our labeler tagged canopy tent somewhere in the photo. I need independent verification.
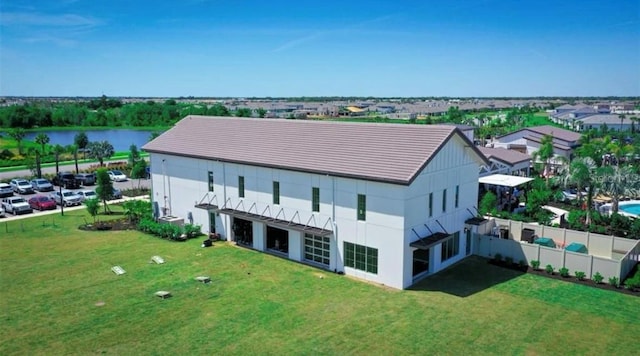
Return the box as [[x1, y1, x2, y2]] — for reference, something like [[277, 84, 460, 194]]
[[565, 242, 588, 254], [533, 237, 556, 248], [478, 174, 534, 188]]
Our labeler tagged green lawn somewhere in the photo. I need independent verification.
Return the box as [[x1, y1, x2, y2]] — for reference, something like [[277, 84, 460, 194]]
[[1, 211, 639, 355]]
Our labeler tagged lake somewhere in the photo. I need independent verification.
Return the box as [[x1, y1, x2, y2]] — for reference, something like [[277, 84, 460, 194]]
[[24, 129, 157, 152]]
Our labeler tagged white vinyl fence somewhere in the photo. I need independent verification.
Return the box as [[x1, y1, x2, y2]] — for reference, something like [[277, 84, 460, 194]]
[[475, 218, 640, 281]]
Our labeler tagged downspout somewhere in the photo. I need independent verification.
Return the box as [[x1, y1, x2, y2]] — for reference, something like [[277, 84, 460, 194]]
[[162, 158, 167, 216], [222, 161, 228, 240], [332, 174, 339, 273]]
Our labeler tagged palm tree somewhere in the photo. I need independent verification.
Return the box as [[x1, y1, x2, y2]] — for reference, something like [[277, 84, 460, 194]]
[[557, 157, 597, 224], [8, 128, 26, 155], [66, 144, 80, 173], [531, 134, 555, 186], [52, 144, 65, 174], [619, 114, 626, 132], [597, 165, 640, 214], [629, 116, 639, 134], [34, 133, 50, 155]]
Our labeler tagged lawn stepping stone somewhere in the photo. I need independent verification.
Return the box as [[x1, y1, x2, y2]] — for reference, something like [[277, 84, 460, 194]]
[[111, 266, 126, 275], [155, 291, 172, 299], [195, 276, 211, 284], [151, 256, 165, 264]]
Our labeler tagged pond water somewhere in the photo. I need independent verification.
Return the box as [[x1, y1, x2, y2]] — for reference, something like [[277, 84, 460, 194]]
[[24, 129, 157, 152]]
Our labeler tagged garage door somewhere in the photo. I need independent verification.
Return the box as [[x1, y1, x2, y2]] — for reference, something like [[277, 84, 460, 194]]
[[304, 233, 330, 266]]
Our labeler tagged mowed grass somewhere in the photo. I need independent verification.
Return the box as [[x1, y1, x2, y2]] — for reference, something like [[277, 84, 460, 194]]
[[1, 212, 639, 355]]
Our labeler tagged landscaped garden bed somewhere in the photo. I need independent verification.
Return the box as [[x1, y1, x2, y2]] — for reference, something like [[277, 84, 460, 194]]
[[488, 254, 640, 296]]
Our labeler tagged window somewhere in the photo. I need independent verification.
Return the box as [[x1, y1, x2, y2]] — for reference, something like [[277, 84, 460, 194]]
[[273, 181, 280, 204], [304, 233, 330, 266], [238, 176, 245, 198], [357, 194, 366, 221], [207, 171, 214, 192], [441, 232, 460, 262], [312, 187, 320, 212], [428, 192, 433, 217], [442, 189, 447, 212], [455, 185, 459, 208], [344, 242, 378, 274]]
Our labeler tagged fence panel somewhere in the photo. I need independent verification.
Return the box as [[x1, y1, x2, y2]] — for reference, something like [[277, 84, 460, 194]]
[[538, 246, 563, 270], [592, 256, 621, 280]]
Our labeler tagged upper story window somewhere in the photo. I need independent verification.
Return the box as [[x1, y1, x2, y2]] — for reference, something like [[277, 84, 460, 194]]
[[455, 185, 459, 208], [273, 181, 280, 205], [357, 194, 366, 221], [238, 176, 245, 198], [312, 187, 320, 212], [208, 171, 214, 192], [442, 189, 447, 213]]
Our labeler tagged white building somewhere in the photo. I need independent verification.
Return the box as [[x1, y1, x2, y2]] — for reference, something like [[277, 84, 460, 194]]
[[143, 116, 489, 289]]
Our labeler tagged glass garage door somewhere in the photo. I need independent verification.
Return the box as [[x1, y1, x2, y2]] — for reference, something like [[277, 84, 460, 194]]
[[304, 233, 330, 266]]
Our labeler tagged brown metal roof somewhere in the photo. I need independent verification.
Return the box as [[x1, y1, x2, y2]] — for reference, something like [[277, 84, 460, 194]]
[[497, 125, 581, 143], [143, 116, 487, 185], [478, 147, 531, 165]]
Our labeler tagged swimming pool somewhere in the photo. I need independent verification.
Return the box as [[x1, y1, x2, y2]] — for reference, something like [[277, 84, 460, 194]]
[[619, 202, 640, 217]]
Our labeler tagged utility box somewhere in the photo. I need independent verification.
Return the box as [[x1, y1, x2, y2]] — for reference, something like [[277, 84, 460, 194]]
[[158, 216, 184, 227]]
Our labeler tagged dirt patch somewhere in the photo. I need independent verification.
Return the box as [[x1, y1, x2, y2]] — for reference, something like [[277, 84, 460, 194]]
[[79, 218, 137, 231]]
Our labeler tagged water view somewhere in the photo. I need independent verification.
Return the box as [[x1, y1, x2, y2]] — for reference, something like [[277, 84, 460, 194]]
[[24, 129, 157, 152]]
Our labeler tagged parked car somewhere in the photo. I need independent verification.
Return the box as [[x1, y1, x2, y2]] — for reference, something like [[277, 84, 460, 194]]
[[75, 173, 96, 186], [10, 179, 35, 194], [52, 171, 80, 189], [31, 178, 54, 192], [51, 190, 83, 207], [77, 190, 98, 202], [0, 183, 13, 198], [28, 195, 57, 211], [108, 170, 128, 182], [1, 196, 33, 215], [111, 187, 123, 200]]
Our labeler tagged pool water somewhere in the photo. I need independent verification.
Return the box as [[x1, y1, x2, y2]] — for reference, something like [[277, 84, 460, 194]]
[[620, 204, 640, 216]]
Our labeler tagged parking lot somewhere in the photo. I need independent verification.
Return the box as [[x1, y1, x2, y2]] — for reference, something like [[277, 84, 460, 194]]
[[1, 178, 150, 221]]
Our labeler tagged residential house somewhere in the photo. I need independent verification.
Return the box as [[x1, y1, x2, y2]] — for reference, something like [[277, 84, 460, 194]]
[[143, 116, 489, 289], [478, 147, 532, 177]]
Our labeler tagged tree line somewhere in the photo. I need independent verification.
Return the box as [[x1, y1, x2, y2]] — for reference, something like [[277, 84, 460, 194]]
[[0, 96, 246, 129]]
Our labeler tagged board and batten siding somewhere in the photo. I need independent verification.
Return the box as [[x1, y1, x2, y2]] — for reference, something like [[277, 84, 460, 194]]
[[401, 134, 483, 287]]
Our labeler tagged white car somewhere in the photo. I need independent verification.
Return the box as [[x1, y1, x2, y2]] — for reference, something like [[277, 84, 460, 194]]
[[51, 190, 83, 207], [1, 196, 33, 215], [77, 190, 98, 202], [108, 170, 128, 182]]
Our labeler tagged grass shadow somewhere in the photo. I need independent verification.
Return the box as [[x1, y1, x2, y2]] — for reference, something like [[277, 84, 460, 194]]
[[409, 256, 525, 297]]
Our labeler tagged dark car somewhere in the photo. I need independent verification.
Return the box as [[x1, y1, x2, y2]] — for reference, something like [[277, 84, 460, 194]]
[[75, 173, 96, 186], [28, 195, 57, 211], [52, 172, 80, 189]]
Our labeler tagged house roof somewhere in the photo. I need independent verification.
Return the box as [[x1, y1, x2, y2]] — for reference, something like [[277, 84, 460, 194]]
[[498, 125, 581, 143], [143, 116, 489, 185], [578, 114, 623, 125], [478, 147, 531, 165]]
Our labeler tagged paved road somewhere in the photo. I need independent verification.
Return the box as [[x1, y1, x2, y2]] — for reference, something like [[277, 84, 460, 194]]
[[0, 159, 130, 181]]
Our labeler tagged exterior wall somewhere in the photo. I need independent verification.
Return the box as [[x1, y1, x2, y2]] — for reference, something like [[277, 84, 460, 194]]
[[149, 152, 407, 289], [402, 135, 483, 288]]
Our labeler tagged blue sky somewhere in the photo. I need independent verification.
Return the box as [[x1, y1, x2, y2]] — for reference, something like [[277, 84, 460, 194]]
[[1, 0, 639, 97]]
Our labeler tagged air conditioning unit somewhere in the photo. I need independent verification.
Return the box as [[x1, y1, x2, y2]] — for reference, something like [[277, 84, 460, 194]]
[[158, 215, 184, 227]]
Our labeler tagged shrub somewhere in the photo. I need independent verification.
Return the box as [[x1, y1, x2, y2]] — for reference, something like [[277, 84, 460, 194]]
[[575, 271, 586, 280], [493, 253, 502, 262], [519, 260, 527, 268], [559, 267, 569, 277], [545, 264, 554, 274], [504, 256, 514, 265], [531, 260, 540, 270], [593, 272, 604, 284], [609, 276, 619, 288], [183, 224, 203, 239]]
